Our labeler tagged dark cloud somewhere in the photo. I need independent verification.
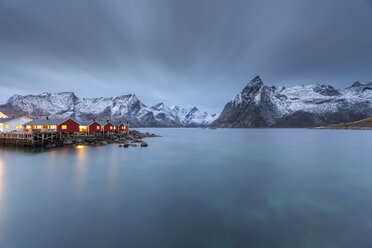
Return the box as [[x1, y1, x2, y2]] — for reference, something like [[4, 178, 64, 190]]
[[0, 0, 371, 113]]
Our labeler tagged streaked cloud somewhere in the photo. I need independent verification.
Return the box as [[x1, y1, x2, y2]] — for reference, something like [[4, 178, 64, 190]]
[[0, 0, 371, 112]]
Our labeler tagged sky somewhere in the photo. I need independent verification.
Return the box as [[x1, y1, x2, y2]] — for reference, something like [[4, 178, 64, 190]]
[[0, 0, 371, 113]]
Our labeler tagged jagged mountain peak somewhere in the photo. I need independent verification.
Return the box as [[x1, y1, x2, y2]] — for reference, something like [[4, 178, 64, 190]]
[[41, 91, 77, 98], [189, 106, 199, 112], [232, 76, 264, 106], [6, 94, 22, 103], [152, 102, 165, 109], [170, 105, 180, 111], [246, 75, 263, 87], [345, 81, 372, 94], [348, 81, 362, 88], [312, 84, 340, 96], [114, 93, 135, 99]]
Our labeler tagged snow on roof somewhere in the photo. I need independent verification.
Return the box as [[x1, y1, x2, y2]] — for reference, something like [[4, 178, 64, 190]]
[[112, 121, 124, 126], [98, 121, 114, 126], [24, 119, 68, 125], [0, 112, 7, 118], [0, 118, 17, 123]]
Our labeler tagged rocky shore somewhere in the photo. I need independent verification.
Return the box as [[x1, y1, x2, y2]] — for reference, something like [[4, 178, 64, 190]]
[[315, 126, 372, 130], [47, 130, 159, 148], [315, 116, 372, 130]]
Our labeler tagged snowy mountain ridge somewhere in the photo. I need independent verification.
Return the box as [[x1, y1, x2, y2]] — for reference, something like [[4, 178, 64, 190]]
[[211, 76, 372, 128], [0, 92, 217, 127]]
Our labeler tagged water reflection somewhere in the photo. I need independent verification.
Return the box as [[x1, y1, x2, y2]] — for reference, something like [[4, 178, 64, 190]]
[[47, 150, 57, 165], [75, 146, 87, 195], [107, 154, 118, 205], [0, 153, 5, 229]]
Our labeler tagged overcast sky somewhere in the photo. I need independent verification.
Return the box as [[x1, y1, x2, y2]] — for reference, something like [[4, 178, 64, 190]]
[[0, 0, 371, 113]]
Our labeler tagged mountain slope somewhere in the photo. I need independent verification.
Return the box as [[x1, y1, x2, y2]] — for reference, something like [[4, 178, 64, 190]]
[[211, 76, 372, 128], [0, 92, 217, 127]]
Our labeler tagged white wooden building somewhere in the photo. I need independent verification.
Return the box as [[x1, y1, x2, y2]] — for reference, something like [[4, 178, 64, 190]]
[[0, 117, 33, 132]]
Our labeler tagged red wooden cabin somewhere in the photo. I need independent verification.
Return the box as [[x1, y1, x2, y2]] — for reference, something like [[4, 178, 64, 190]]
[[118, 123, 125, 131], [117, 123, 129, 131], [88, 121, 102, 133], [102, 121, 115, 132], [57, 119, 80, 133]]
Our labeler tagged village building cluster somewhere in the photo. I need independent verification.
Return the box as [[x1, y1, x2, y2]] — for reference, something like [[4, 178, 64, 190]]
[[0, 112, 129, 133]]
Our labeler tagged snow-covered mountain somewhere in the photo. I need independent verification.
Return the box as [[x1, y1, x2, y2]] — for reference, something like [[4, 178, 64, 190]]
[[211, 76, 372, 128], [0, 92, 217, 127]]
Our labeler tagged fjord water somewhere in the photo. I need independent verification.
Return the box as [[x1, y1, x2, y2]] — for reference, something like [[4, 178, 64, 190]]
[[1, 129, 372, 248]]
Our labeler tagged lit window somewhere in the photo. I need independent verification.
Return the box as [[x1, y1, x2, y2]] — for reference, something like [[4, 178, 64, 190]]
[[37, 125, 42, 129], [110, 126, 113, 130], [6, 125, 9, 129], [62, 125, 67, 130], [50, 125, 57, 129], [79, 126, 88, 132], [26, 125, 31, 129], [97, 126, 100, 130]]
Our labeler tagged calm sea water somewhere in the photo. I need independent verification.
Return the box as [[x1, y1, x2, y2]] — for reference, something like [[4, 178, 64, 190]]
[[1, 128, 372, 248]]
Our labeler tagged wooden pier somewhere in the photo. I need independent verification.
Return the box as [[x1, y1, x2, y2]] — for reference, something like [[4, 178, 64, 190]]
[[0, 132, 59, 147]]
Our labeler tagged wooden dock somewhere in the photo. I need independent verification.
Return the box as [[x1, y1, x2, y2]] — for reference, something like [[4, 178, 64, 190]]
[[0, 132, 59, 147]]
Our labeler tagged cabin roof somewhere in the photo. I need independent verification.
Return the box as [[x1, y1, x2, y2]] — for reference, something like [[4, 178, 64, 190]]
[[0, 117, 17, 123], [98, 121, 113, 126], [112, 122, 123, 126], [78, 121, 93, 126], [24, 119, 68, 125]]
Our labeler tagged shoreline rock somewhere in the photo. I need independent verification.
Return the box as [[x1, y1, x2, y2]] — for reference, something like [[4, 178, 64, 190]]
[[0, 130, 159, 149]]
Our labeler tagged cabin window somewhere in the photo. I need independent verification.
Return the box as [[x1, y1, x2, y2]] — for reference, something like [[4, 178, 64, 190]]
[[26, 125, 31, 129], [6, 125, 9, 129], [79, 126, 88, 132], [37, 125, 42, 129], [62, 125, 67, 130], [97, 126, 100, 130], [110, 126, 113, 130], [50, 125, 57, 129]]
